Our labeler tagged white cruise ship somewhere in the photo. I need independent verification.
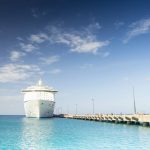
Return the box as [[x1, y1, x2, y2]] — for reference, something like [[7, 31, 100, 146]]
[[22, 80, 57, 118]]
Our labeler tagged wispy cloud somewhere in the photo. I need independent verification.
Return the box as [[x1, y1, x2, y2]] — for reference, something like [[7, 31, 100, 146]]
[[20, 43, 38, 52], [50, 69, 61, 74], [40, 55, 60, 64], [124, 18, 150, 43], [0, 64, 42, 83], [16, 37, 24, 41], [9, 50, 26, 61], [53, 33, 109, 54], [16, 22, 109, 56], [47, 23, 110, 54], [29, 33, 49, 44], [64, 34, 109, 54]]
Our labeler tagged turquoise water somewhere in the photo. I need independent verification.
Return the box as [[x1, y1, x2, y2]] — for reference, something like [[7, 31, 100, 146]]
[[0, 116, 150, 150]]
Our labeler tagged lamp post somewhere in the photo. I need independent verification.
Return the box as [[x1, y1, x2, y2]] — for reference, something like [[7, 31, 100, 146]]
[[55, 107, 58, 114], [75, 104, 78, 115], [125, 78, 137, 114], [58, 107, 62, 114], [132, 86, 136, 114], [91, 98, 94, 115], [61, 107, 63, 114], [67, 106, 69, 114]]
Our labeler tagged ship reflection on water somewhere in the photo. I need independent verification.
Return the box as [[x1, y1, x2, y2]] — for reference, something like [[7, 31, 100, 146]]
[[19, 118, 55, 149]]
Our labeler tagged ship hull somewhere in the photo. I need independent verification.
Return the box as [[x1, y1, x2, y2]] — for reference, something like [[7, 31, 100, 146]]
[[24, 100, 55, 118]]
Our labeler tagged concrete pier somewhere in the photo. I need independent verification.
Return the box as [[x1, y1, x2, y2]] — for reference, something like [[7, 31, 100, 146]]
[[63, 114, 150, 127]]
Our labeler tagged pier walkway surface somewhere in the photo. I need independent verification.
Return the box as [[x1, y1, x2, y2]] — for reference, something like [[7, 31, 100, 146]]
[[63, 114, 150, 127]]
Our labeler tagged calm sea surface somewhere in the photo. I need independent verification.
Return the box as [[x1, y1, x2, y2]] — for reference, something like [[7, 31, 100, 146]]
[[0, 116, 150, 150]]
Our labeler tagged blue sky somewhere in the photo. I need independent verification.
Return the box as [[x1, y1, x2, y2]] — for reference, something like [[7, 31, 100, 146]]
[[1, 0, 150, 115]]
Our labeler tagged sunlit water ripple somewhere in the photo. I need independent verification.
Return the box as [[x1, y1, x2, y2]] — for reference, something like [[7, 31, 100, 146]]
[[0, 116, 150, 150]]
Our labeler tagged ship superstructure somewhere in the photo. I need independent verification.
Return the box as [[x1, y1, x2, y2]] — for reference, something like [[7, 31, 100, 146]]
[[22, 80, 57, 118]]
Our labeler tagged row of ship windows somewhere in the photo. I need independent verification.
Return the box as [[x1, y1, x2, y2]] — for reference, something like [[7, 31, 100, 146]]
[[24, 92, 54, 100]]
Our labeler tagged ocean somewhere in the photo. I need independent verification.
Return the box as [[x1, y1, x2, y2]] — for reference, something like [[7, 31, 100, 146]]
[[0, 116, 150, 150]]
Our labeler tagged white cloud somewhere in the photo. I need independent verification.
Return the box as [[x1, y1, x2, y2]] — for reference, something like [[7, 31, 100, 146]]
[[40, 55, 60, 64], [29, 33, 49, 44], [50, 69, 61, 74], [70, 38, 109, 54], [124, 18, 150, 43], [20, 43, 38, 52], [47, 25, 110, 54], [10, 50, 26, 61], [17, 23, 109, 55], [0, 63, 42, 83], [16, 37, 24, 41]]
